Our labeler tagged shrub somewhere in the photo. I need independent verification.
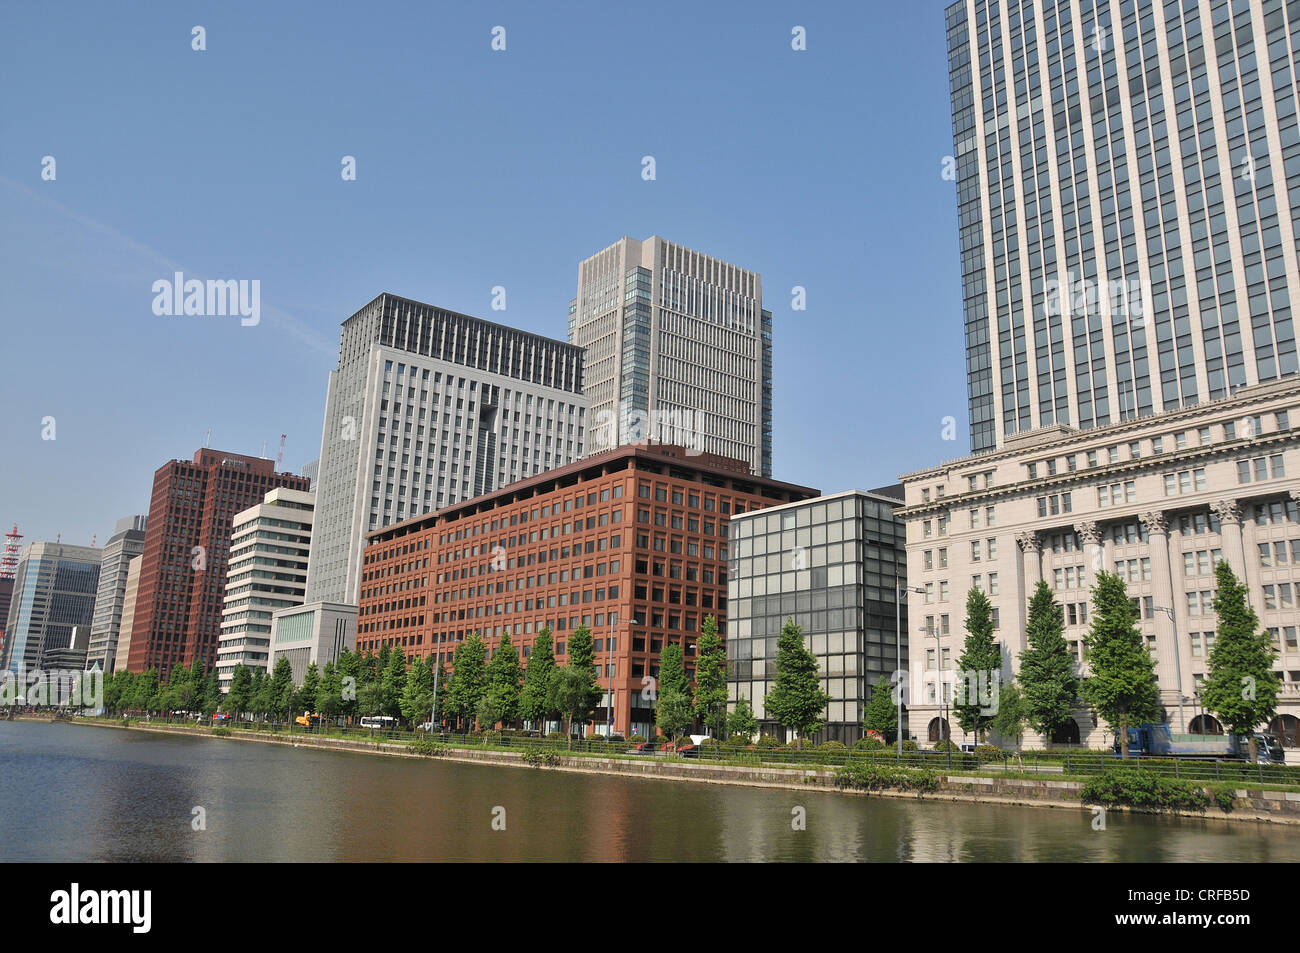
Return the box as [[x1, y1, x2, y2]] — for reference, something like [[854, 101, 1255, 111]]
[[854, 735, 886, 750], [931, 738, 960, 753], [833, 762, 940, 794], [409, 738, 447, 757], [974, 744, 1005, 760], [724, 734, 753, 749], [120, 717, 132, 727], [813, 740, 849, 763], [1080, 768, 1210, 812], [756, 734, 782, 749], [521, 747, 561, 767], [627, 735, 647, 745], [1212, 788, 1237, 813], [545, 731, 566, 742], [900, 739, 918, 751], [211, 726, 232, 737], [481, 730, 503, 746]]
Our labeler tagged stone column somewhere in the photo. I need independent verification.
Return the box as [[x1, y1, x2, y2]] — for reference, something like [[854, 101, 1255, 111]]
[[1016, 531, 1042, 657], [1211, 499, 1249, 587], [1140, 510, 1182, 727], [1075, 519, 1103, 586]]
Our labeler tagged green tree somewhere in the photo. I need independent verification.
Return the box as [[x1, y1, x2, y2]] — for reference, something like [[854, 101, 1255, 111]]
[[1018, 580, 1080, 743], [953, 587, 1001, 743], [1079, 571, 1161, 759], [129, 670, 159, 713], [990, 680, 1028, 754], [862, 675, 898, 743], [763, 617, 830, 748], [446, 634, 487, 732], [316, 661, 343, 720], [1202, 561, 1280, 762], [380, 648, 407, 719], [519, 628, 557, 732], [656, 687, 694, 743], [165, 664, 197, 715], [483, 632, 523, 728], [694, 615, 727, 738], [249, 669, 270, 719], [400, 656, 435, 725], [547, 625, 601, 745], [337, 650, 361, 720], [268, 655, 295, 723], [548, 667, 595, 749], [295, 663, 321, 715], [656, 642, 693, 741], [727, 697, 758, 740]]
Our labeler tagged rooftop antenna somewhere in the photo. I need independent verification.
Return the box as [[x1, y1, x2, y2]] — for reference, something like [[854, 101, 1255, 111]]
[[205, 427, 212, 448], [90, 534, 96, 547], [0, 525, 21, 579]]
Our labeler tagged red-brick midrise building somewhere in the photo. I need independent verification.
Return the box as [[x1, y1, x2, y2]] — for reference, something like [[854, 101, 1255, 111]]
[[361, 445, 818, 736], [126, 449, 311, 680]]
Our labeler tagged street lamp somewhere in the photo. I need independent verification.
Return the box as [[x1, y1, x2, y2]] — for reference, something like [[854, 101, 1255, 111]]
[[1152, 605, 1186, 734], [919, 623, 951, 770], [605, 618, 627, 740], [896, 576, 925, 758]]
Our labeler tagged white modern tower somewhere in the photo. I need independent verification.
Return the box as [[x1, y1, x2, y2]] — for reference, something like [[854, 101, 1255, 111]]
[[216, 487, 314, 690], [569, 236, 772, 476], [304, 293, 589, 607]]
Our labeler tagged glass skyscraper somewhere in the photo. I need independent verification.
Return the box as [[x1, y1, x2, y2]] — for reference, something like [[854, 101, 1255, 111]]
[[949, 0, 1300, 453], [570, 237, 773, 477]]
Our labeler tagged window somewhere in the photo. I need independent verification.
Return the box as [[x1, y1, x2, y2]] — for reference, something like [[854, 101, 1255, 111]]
[[988, 572, 999, 595], [1238, 455, 1286, 483], [971, 541, 981, 562]]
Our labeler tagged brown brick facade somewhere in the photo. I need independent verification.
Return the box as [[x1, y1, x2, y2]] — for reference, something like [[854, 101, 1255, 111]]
[[361, 445, 816, 736], [127, 450, 310, 680]]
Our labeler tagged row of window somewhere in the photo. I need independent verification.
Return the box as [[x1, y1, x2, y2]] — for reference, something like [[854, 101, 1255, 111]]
[[1024, 413, 1291, 480]]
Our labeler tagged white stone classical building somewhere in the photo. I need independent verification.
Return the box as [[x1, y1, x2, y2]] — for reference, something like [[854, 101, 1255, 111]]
[[899, 378, 1300, 749]]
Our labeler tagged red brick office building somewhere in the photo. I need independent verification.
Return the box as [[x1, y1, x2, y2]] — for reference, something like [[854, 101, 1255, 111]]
[[361, 445, 817, 736], [126, 449, 310, 680]]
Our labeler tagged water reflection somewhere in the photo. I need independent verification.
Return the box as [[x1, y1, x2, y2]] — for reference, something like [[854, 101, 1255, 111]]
[[1, 724, 1294, 863]]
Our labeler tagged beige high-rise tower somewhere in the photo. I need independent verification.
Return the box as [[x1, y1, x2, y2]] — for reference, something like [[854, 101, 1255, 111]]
[[570, 237, 772, 476]]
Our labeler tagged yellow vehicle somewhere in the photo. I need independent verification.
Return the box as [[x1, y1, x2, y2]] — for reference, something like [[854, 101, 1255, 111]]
[[294, 713, 324, 729]]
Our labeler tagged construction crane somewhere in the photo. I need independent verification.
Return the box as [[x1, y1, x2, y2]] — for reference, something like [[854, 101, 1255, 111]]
[[275, 433, 287, 470], [0, 525, 20, 579]]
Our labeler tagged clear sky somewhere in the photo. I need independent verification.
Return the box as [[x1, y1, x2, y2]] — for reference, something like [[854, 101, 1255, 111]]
[[0, 0, 968, 549]]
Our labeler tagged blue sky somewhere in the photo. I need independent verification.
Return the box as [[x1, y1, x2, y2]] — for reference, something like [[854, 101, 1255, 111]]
[[0, 0, 967, 548]]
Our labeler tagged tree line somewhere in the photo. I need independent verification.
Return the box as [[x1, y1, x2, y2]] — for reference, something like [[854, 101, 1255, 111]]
[[860, 561, 1280, 761]]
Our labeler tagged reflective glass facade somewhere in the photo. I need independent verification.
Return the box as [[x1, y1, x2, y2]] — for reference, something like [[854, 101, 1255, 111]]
[[950, 0, 1300, 452], [727, 490, 908, 744]]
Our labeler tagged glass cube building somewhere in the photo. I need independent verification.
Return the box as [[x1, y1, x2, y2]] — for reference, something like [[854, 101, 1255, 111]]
[[726, 488, 909, 744]]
